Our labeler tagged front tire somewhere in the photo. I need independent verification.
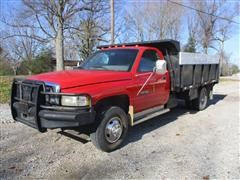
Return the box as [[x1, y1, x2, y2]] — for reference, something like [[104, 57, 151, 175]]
[[90, 106, 129, 152]]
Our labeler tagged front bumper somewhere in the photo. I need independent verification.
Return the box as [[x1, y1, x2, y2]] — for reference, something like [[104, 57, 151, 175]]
[[39, 108, 96, 128], [11, 79, 96, 132]]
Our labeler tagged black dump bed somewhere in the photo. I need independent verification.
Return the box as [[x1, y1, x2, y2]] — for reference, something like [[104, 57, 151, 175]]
[[170, 51, 219, 92], [98, 40, 220, 92]]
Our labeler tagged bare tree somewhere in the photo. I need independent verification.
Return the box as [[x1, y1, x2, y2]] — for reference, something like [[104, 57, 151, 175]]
[[193, 0, 219, 53], [191, 0, 238, 54], [66, 1, 110, 60], [215, 7, 238, 75], [1, 27, 41, 75], [184, 13, 200, 52], [217, 21, 233, 75], [187, 15, 199, 44], [152, 1, 183, 40], [124, 2, 146, 42], [123, 1, 183, 42], [190, 0, 238, 76], [73, 18, 106, 59], [3, 0, 93, 71]]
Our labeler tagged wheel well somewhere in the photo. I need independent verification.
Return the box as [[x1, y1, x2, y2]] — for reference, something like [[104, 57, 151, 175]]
[[177, 83, 215, 101], [94, 95, 130, 114]]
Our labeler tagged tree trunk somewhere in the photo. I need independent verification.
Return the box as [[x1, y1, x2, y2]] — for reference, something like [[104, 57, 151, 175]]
[[110, 0, 114, 44], [55, 28, 64, 71], [204, 47, 208, 54], [12, 67, 17, 76], [219, 42, 224, 76], [55, 1, 64, 71]]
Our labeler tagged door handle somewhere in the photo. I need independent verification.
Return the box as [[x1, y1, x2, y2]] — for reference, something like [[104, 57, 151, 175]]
[[161, 76, 166, 80]]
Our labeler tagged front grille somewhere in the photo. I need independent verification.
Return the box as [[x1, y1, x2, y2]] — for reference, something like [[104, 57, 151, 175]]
[[11, 79, 46, 132], [15, 81, 40, 102], [22, 85, 32, 100]]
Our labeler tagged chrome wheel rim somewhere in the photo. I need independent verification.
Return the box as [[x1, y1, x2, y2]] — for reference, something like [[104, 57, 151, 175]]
[[105, 117, 123, 143]]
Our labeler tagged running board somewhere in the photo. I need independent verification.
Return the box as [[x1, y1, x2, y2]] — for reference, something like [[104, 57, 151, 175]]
[[133, 105, 170, 126]]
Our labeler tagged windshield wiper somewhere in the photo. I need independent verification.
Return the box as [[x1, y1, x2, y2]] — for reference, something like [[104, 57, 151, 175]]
[[77, 66, 85, 69], [89, 66, 108, 70]]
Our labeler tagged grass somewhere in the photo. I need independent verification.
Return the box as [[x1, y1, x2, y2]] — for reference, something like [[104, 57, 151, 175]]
[[0, 76, 13, 104]]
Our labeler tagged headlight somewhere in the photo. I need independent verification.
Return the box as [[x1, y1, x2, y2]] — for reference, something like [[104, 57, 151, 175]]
[[44, 82, 60, 105], [61, 96, 90, 107], [46, 95, 60, 105]]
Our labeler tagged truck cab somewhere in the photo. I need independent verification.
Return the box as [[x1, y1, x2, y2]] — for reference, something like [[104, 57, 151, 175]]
[[11, 40, 219, 152]]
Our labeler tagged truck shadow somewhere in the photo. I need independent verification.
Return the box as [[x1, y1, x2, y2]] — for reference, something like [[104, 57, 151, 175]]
[[123, 94, 226, 147]]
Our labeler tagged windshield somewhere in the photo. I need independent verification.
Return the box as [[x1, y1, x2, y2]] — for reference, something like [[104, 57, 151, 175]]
[[79, 49, 138, 71]]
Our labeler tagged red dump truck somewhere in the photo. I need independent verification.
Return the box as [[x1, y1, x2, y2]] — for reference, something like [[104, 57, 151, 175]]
[[11, 40, 219, 152]]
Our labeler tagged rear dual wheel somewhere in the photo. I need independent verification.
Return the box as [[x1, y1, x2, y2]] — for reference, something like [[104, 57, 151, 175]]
[[185, 87, 208, 111]]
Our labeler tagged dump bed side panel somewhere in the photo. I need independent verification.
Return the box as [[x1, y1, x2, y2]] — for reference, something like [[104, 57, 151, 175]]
[[166, 52, 219, 92], [179, 52, 219, 65]]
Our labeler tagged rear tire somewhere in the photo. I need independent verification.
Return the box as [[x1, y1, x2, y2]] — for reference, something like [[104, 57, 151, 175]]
[[90, 106, 129, 152], [192, 87, 208, 111]]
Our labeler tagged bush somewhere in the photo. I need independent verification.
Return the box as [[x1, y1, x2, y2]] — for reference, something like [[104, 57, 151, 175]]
[[183, 36, 197, 53], [17, 50, 54, 75], [221, 63, 240, 76], [231, 64, 240, 74], [0, 59, 14, 76]]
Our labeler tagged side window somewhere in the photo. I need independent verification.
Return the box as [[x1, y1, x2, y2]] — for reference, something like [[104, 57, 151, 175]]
[[138, 50, 160, 72]]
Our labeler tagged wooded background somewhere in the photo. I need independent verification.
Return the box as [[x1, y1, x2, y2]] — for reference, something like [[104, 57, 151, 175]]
[[0, 0, 239, 76]]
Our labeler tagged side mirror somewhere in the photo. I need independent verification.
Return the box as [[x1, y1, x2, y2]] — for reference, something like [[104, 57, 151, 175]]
[[155, 60, 167, 74]]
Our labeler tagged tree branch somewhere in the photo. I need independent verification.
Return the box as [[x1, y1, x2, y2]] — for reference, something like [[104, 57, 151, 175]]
[[2, 34, 49, 43], [35, 14, 54, 38]]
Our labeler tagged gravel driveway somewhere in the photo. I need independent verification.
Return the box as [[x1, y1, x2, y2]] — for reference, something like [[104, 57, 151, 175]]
[[0, 80, 239, 179]]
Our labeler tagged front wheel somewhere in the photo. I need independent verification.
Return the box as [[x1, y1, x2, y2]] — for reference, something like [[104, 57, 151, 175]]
[[193, 87, 208, 111], [90, 106, 129, 152]]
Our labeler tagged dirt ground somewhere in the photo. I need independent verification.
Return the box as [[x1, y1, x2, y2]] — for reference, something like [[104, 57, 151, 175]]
[[0, 80, 239, 179]]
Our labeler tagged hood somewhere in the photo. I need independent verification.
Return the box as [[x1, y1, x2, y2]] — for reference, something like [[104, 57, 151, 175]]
[[27, 70, 132, 89]]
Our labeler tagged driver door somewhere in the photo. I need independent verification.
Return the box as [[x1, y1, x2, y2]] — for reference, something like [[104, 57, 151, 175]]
[[133, 49, 168, 113]]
